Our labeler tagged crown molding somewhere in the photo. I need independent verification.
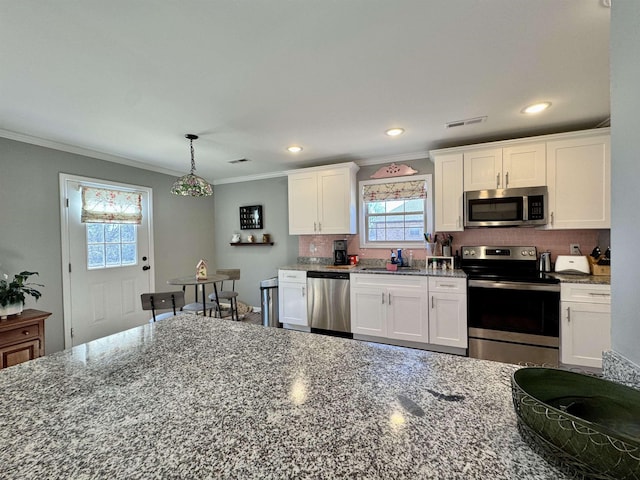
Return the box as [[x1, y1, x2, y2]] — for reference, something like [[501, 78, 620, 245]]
[[0, 128, 184, 177], [211, 170, 287, 185], [354, 150, 430, 167]]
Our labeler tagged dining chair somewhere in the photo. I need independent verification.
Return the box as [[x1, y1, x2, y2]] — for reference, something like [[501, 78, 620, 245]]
[[209, 269, 240, 320], [141, 291, 186, 322]]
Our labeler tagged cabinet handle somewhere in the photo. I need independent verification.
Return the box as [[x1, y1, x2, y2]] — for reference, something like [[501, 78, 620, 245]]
[[302, 286, 305, 297], [431, 296, 434, 308], [505, 172, 509, 187], [567, 306, 571, 323], [496, 173, 500, 188], [551, 212, 554, 225], [381, 292, 385, 304], [457, 215, 461, 228], [388, 293, 391, 305], [588, 293, 610, 297], [23, 330, 30, 335], [314, 222, 317, 232], [318, 222, 321, 232], [439, 284, 456, 288]]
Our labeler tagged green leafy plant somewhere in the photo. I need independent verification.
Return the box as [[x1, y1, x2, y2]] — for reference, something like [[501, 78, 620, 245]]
[[0, 271, 43, 307]]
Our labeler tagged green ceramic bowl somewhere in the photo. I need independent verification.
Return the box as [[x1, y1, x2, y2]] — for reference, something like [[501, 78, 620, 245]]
[[511, 367, 640, 479]]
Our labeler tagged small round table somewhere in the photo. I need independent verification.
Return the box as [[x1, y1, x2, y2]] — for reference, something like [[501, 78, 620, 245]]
[[167, 274, 229, 316]]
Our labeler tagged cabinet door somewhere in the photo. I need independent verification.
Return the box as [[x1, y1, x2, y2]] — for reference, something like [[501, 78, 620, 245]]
[[288, 171, 319, 234], [0, 339, 40, 368], [463, 148, 502, 191], [502, 143, 546, 188], [546, 135, 610, 229], [351, 286, 386, 337], [279, 281, 308, 326], [386, 287, 429, 343], [317, 168, 355, 234], [429, 292, 467, 348], [561, 302, 611, 368], [434, 153, 463, 232]]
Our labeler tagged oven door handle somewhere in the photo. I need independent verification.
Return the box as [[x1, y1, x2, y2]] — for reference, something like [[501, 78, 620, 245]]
[[468, 279, 560, 292]]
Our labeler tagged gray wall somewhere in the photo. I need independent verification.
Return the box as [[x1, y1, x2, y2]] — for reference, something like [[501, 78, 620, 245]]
[[611, 1, 640, 366], [0, 137, 216, 354], [212, 176, 298, 307]]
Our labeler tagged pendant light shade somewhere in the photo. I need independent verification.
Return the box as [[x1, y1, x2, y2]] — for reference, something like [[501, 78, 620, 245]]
[[171, 134, 213, 197]]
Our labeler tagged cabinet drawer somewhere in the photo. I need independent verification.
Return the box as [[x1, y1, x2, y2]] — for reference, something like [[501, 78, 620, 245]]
[[278, 270, 306, 283], [428, 277, 466, 293], [351, 273, 426, 290], [0, 322, 41, 348], [561, 283, 610, 303], [0, 339, 40, 368]]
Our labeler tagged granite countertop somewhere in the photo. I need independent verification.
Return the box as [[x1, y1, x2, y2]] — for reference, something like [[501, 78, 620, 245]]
[[548, 273, 611, 285], [281, 264, 610, 283], [0, 314, 568, 479], [281, 263, 467, 278]]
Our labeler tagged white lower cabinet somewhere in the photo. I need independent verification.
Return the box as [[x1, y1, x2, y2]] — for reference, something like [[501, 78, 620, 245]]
[[560, 283, 611, 368], [351, 274, 428, 343], [428, 277, 468, 348], [351, 274, 467, 350], [278, 270, 308, 326]]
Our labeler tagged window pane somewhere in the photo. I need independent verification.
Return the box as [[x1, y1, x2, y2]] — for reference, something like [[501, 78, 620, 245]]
[[385, 201, 404, 214], [405, 199, 423, 212], [87, 245, 105, 269], [405, 228, 423, 241], [87, 224, 104, 243], [121, 244, 136, 265], [367, 202, 385, 214], [105, 224, 120, 243], [386, 227, 404, 240], [121, 225, 136, 242], [105, 244, 121, 266]]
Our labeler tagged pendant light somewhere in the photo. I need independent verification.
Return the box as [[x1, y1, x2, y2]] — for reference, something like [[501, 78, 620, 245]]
[[170, 134, 213, 197]]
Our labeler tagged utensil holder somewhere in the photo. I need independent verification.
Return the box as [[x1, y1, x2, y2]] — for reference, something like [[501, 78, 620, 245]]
[[426, 243, 438, 256]]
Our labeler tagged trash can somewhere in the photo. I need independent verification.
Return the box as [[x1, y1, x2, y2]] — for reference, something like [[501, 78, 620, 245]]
[[260, 277, 280, 327]]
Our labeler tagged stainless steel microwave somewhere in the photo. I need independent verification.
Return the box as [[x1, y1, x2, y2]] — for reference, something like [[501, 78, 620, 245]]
[[464, 186, 548, 227]]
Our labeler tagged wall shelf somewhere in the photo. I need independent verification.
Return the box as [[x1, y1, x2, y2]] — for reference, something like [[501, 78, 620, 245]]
[[230, 242, 274, 246]]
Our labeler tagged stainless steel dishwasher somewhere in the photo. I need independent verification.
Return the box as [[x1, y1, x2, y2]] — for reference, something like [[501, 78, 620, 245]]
[[306, 271, 350, 333]]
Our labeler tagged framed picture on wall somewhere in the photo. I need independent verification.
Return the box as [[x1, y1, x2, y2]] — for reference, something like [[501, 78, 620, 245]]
[[239, 205, 263, 230]]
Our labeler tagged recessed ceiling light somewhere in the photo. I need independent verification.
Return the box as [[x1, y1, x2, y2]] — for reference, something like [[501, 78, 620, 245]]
[[286, 145, 303, 153], [385, 128, 405, 137], [521, 102, 552, 114]]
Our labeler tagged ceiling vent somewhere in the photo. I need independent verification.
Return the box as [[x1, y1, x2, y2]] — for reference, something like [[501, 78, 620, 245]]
[[228, 158, 250, 164], [445, 116, 487, 129]]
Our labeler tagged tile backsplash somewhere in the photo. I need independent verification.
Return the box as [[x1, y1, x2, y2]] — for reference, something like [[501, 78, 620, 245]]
[[299, 229, 610, 263]]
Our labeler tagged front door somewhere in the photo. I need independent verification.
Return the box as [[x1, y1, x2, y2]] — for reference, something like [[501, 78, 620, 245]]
[[60, 174, 154, 347]]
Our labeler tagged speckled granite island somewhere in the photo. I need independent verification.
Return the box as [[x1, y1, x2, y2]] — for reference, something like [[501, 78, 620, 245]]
[[0, 314, 569, 479]]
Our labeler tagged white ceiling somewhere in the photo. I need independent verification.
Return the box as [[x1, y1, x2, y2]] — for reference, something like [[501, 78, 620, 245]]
[[0, 1, 610, 184]]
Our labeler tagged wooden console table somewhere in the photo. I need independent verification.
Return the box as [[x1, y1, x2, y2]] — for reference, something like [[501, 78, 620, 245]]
[[0, 309, 51, 369]]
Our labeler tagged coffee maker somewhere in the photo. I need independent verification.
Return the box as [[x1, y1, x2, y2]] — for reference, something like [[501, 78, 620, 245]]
[[333, 240, 348, 265]]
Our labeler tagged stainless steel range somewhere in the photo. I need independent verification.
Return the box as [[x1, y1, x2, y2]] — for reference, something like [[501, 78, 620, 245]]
[[461, 246, 560, 366]]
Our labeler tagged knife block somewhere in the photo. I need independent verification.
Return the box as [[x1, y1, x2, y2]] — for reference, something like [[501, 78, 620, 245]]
[[588, 256, 611, 276]]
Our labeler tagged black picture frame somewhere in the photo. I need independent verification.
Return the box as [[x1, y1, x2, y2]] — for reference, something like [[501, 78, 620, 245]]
[[239, 205, 263, 230]]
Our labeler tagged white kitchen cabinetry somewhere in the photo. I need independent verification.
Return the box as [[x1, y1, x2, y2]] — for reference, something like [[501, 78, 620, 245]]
[[287, 162, 359, 235], [433, 153, 464, 232], [278, 270, 308, 327], [428, 277, 467, 348], [546, 134, 610, 229], [351, 274, 429, 343], [560, 283, 611, 368], [463, 143, 546, 191]]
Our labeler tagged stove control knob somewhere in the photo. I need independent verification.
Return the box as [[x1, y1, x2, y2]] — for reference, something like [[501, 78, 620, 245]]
[[528, 250, 535, 256], [521, 250, 527, 256]]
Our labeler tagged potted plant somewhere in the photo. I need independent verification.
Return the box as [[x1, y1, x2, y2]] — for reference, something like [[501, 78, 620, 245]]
[[0, 271, 43, 319]]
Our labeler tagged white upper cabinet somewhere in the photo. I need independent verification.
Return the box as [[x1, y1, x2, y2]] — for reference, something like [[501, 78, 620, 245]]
[[463, 143, 546, 191], [433, 153, 464, 232], [287, 162, 359, 235], [546, 134, 611, 229]]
